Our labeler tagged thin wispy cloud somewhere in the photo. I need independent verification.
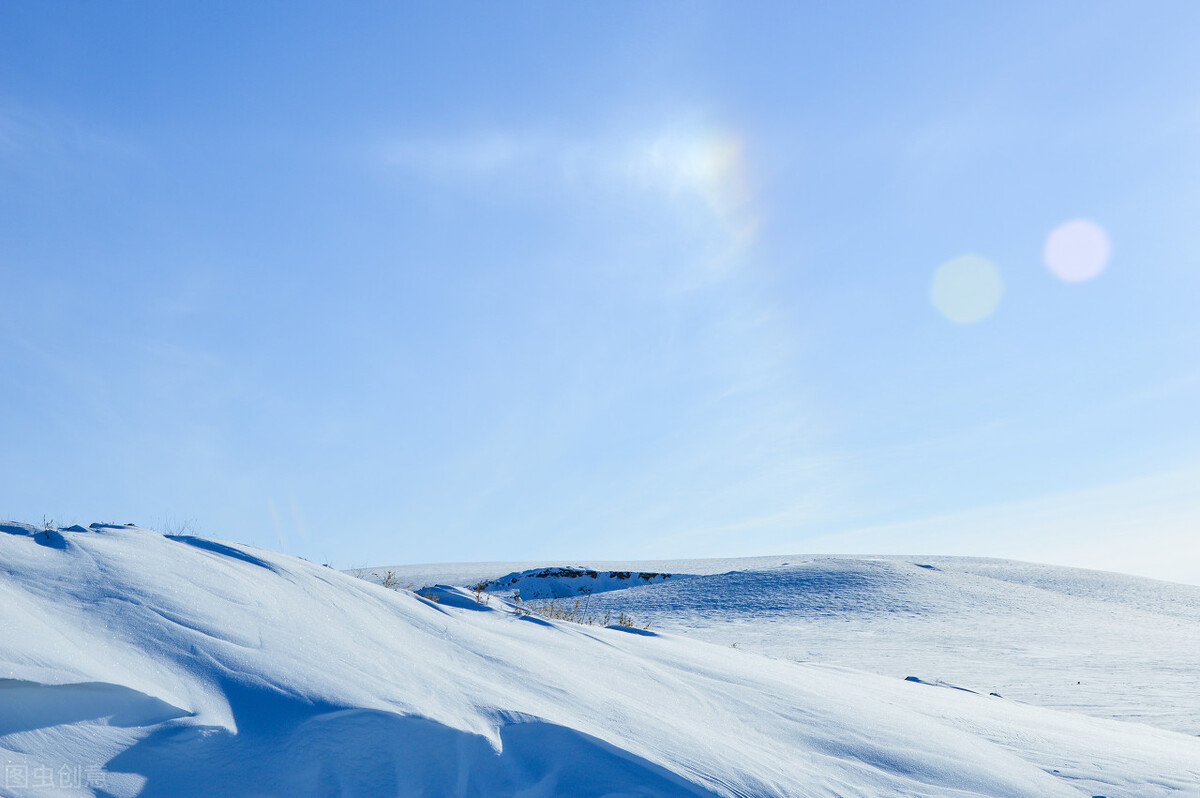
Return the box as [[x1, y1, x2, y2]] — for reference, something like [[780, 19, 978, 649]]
[[384, 132, 535, 179], [379, 121, 762, 279], [0, 102, 138, 167]]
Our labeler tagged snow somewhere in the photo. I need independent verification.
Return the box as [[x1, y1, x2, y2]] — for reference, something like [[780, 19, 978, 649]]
[[4, 522, 1200, 797], [369, 553, 1200, 736]]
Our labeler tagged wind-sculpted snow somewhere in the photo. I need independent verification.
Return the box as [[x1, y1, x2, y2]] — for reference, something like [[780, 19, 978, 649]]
[[4, 522, 1200, 797]]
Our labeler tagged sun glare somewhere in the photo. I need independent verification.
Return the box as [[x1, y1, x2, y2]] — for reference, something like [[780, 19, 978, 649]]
[[640, 129, 759, 252]]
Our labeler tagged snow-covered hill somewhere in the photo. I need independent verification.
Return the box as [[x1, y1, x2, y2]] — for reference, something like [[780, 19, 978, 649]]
[[365, 553, 1200, 737], [5, 522, 1200, 797]]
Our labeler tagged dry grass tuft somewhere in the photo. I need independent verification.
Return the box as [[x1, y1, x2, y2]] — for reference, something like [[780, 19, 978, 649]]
[[510, 595, 650, 629]]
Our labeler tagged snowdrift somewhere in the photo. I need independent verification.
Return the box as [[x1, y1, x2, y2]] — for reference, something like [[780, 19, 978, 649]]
[[3, 521, 1200, 797]]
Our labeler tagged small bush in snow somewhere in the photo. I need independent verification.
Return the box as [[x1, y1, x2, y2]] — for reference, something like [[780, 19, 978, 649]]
[[512, 596, 649, 629], [472, 581, 490, 605]]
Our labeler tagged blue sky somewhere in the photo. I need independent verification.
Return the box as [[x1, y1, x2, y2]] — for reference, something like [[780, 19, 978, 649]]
[[2, 2, 1198, 581]]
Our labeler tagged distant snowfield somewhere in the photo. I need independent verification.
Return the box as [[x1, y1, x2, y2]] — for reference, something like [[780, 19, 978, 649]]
[[4, 523, 1200, 797], [360, 553, 1200, 736]]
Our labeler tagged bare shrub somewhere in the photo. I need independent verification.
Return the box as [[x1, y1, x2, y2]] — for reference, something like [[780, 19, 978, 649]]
[[472, 581, 490, 605], [516, 598, 644, 629]]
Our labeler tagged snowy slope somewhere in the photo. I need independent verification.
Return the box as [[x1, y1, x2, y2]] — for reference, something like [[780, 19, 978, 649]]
[[579, 556, 1200, 736], [4, 522, 1200, 797], [365, 554, 1200, 737]]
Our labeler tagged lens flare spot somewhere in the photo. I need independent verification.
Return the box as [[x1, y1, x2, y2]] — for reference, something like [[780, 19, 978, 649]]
[[931, 255, 1004, 324], [1044, 219, 1111, 282]]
